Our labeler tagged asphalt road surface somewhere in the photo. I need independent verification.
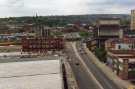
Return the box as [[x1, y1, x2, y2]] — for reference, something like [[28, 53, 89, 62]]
[[75, 41, 121, 89], [65, 42, 100, 89]]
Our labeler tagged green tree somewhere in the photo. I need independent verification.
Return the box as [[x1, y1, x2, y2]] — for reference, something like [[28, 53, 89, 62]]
[[120, 19, 130, 26], [79, 31, 90, 38], [94, 47, 107, 62]]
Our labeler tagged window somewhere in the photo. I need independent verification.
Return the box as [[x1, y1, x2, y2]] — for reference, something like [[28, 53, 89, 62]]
[[118, 45, 121, 49]]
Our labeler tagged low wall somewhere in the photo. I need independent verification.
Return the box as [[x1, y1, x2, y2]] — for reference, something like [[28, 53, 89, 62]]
[[64, 60, 79, 89]]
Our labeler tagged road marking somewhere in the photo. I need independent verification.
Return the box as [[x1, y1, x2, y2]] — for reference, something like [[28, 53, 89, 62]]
[[72, 42, 104, 89], [82, 43, 125, 89], [81, 43, 114, 89]]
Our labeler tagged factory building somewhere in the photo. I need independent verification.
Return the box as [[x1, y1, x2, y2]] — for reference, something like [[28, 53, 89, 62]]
[[22, 37, 64, 52], [21, 15, 64, 53]]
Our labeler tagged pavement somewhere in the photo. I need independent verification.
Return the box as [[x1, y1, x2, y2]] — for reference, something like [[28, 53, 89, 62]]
[[83, 42, 135, 89], [0, 45, 21, 52], [0, 55, 61, 63], [65, 41, 125, 89], [74, 41, 121, 89], [63, 59, 79, 89]]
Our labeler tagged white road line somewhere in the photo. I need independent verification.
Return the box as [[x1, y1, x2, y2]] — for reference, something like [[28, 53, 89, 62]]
[[82, 44, 114, 89], [71, 42, 104, 89]]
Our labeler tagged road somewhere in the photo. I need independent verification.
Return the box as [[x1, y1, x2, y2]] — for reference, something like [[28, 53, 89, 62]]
[[76, 41, 121, 89], [65, 42, 100, 89], [65, 41, 122, 89]]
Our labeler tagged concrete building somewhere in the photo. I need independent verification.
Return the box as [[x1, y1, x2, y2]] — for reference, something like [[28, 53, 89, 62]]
[[105, 38, 135, 50], [124, 30, 135, 38], [105, 38, 135, 81], [64, 33, 81, 41], [131, 9, 135, 30], [94, 18, 121, 47], [0, 60, 63, 89]]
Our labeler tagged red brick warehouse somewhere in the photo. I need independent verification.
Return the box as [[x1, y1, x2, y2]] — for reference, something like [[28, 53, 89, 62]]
[[22, 37, 64, 53]]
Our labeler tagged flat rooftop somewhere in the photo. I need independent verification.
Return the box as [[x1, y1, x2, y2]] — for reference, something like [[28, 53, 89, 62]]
[[0, 60, 63, 89]]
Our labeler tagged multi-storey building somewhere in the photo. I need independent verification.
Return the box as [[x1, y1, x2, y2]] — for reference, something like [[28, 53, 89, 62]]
[[21, 15, 64, 53], [131, 9, 135, 30], [105, 38, 135, 81], [94, 18, 121, 47], [124, 30, 135, 38], [22, 37, 64, 52]]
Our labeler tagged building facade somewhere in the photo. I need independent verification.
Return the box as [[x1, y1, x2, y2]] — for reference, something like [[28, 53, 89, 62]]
[[131, 10, 135, 30], [86, 39, 97, 51], [94, 18, 121, 48], [35, 26, 51, 37], [105, 38, 135, 81], [21, 15, 65, 53], [22, 37, 64, 52]]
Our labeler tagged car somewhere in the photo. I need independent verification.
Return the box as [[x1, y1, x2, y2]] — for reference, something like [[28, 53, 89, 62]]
[[54, 54, 59, 57], [80, 51, 86, 54], [75, 62, 80, 66], [79, 49, 82, 52]]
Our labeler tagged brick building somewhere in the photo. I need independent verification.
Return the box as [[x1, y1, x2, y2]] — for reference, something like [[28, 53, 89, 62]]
[[86, 38, 97, 51], [22, 37, 64, 52], [105, 38, 135, 81]]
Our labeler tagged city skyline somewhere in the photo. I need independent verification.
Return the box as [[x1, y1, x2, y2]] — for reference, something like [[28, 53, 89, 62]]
[[0, 0, 135, 17]]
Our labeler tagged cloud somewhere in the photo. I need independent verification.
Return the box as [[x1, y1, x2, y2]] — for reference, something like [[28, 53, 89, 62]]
[[0, 0, 134, 17], [84, 0, 135, 6], [83, 0, 135, 14]]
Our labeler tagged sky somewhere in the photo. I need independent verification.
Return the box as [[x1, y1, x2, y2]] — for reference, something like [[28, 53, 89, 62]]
[[0, 0, 135, 17]]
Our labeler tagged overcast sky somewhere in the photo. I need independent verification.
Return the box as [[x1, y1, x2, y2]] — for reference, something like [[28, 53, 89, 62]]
[[0, 0, 135, 17]]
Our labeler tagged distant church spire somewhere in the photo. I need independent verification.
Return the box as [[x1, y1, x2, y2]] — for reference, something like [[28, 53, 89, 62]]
[[35, 12, 38, 18], [33, 12, 39, 25]]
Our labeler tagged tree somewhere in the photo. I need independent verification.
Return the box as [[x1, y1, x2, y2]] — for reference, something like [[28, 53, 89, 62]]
[[94, 47, 107, 62], [120, 19, 130, 26], [79, 31, 91, 38]]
